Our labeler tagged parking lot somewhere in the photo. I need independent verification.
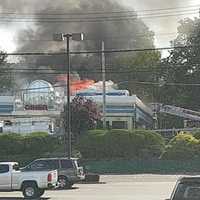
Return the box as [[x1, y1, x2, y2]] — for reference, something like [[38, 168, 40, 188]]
[[0, 174, 182, 200]]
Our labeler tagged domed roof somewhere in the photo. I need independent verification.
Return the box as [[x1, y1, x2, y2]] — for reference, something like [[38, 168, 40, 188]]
[[28, 80, 54, 93]]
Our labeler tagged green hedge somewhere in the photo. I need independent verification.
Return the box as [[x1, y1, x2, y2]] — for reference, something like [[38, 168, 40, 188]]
[[78, 129, 165, 159], [4, 129, 200, 169], [0, 132, 60, 159], [193, 131, 200, 140], [161, 132, 200, 160]]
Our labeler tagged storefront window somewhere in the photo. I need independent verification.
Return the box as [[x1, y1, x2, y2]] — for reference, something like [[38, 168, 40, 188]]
[[112, 121, 128, 129], [23, 80, 55, 110]]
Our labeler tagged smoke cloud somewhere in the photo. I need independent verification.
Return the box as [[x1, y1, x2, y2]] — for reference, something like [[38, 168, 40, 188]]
[[0, 0, 197, 89], [0, 0, 154, 52], [0, 0, 156, 81], [0, 0, 198, 51]]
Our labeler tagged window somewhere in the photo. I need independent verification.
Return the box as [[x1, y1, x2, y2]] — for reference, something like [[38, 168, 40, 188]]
[[184, 186, 200, 199], [46, 160, 59, 169], [4, 120, 12, 126], [0, 164, 9, 173], [106, 121, 111, 129], [174, 182, 200, 200], [60, 160, 73, 169], [29, 160, 49, 170], [112, 121, 128, 129], [24, 160, 59, 171]]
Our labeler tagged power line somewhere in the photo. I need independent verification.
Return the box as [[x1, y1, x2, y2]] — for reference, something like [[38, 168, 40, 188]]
[[0, 70, 155, 74], [11, 84, 67, 93], [1, 78, 200, 94], [0, 13, 197, 23], [119, 80, 200, 87], [0, 9, 198, 23], [4, 44, 200, 56], [0, 4, 199, 16], [0, 8, 199, 20], [2, 62, 200, 72], [4, 80, 200, 94], [0, 67, 200, 75], [0, 32, 178, 42]]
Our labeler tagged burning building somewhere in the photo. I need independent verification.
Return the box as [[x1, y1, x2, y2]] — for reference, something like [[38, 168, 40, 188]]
[[0, 77, 153, 134], [76, 81, 153, 130]]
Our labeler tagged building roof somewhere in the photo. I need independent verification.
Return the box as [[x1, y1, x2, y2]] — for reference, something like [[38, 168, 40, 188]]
[[84, 95, 153, 116]]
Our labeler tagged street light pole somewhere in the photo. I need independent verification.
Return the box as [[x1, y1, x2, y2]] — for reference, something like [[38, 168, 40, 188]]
[[66, 34, 71, 158], [53, 33, 84, 158]]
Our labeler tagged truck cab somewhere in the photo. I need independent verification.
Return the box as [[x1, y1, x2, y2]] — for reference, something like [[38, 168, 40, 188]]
[[0, 162, 57, 199], [0, 162, 17, 191]]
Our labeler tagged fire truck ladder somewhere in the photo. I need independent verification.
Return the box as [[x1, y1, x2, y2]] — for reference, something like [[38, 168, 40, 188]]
[[150, 103, 200, 121]]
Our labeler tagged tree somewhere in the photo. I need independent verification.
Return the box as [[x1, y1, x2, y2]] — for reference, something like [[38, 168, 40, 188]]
[[107, 50, 161, 102], [0, 51, 13, 91], [62, 96, 101, 141], [158, 18, 200, 110], [0, 51, 6, 64]]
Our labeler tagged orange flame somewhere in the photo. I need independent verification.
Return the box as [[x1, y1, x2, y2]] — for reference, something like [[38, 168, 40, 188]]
[[56, 75, 94, 94], [71, 80, 95, 93]]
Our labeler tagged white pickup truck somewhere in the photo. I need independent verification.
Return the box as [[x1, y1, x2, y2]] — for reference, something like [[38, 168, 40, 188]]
[[0, 162, 58, 199]]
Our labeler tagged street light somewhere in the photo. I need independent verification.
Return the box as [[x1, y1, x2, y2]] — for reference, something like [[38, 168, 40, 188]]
[[53, 33, 84, 158]]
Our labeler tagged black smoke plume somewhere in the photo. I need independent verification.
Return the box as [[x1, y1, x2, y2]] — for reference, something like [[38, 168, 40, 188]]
[[0, 0, 155, 82]]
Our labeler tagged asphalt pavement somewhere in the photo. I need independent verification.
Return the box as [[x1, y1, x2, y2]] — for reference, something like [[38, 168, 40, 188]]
[[0, 174, 182, 200]]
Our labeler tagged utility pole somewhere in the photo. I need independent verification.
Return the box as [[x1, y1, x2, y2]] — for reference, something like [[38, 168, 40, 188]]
[[101, 41, 106, 129], [133, 103, 137, 129]]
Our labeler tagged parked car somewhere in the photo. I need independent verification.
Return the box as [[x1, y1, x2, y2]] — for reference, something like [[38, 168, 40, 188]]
[[22, 157, 85, 189], [166, 176, 200, 200], [0, 162, 57, 199]]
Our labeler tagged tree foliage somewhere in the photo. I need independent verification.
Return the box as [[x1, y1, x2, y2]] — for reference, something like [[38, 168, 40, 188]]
[[108, 50, 161, 101], [0, 51, 13, 90], [0, 51, 6, 64], [161, 132, 200, 160], [62, 96, 101, 139], [158, 18, 200, 109]]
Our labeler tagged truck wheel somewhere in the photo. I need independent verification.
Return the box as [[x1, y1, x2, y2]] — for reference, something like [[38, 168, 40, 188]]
[[39, 189, 45, 197], [22, 182, 39, 199], [58, 176, 72, 189]]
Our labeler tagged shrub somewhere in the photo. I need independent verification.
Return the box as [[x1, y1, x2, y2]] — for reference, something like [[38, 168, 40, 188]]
[[193, 131, 200, 140], [0, 133, 24, 155], [161, 133, 200, 160], [78, 129, 165, 159], [133, 130, 165, 158], [0, 133, 60, 158], [29, 132, 49, 137], [23, 134, 57, 156]]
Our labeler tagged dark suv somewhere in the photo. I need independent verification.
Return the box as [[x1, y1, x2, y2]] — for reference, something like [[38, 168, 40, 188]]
[[22, 158, 85, 189], [167, 176, 200, 200]]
